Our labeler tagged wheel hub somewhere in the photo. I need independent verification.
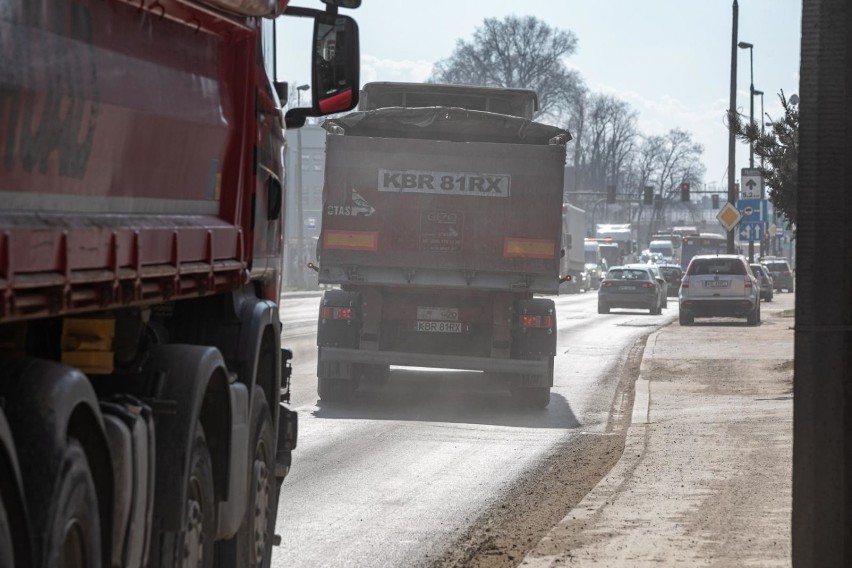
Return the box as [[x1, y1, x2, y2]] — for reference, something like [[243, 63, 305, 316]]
[[183, 500, 204, 567], [252, 458, 271, 563]]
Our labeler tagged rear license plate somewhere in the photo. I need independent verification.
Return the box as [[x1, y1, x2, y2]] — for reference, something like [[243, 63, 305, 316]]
[[416, 306, 458, 321], [415, 321, 463, 333], [703, 280, 731, 288], [620, 285, 636, 290]]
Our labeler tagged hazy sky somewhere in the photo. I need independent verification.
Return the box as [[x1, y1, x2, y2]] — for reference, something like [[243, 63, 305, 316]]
[[280, 1, 802, 190]]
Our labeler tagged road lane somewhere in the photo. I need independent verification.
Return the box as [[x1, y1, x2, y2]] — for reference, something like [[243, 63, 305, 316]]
[[273, 291, 676, 567]]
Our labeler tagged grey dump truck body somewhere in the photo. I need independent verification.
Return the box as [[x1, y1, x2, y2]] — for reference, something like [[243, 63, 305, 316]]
[[313, 82, 570, 409]]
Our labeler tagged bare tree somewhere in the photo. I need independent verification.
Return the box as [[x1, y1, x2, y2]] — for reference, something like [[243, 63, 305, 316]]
[[430, 15, 583, 122]]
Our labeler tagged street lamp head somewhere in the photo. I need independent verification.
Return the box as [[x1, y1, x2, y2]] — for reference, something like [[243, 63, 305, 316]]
[[789, 94, 800, 106], [738, 41, 753, 49], [297, 84, 310, 91], [753, 89, 764, 96]]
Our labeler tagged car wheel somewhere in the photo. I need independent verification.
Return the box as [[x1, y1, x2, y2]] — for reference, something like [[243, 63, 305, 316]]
[[747, 305, 759, 326], [597, 302, 610, 314], [679, 311, 693, 326]]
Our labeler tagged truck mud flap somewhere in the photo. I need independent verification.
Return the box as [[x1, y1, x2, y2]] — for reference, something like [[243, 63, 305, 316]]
[[275, 405, 298, 479]]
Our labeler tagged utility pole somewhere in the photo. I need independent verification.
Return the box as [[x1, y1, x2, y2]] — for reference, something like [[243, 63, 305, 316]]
[[294, 84, 309, 289], [726, 0, 739, 254]]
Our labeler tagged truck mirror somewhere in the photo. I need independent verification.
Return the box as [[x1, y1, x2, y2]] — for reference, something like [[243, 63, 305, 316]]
[[560, 249, 565, 258], [307, 262, 319, 272], [312, 14, 360, 114]]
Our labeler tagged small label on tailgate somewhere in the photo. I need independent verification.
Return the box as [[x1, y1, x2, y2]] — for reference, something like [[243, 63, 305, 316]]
[[379, 169, 510, 197], [420, 210, 463, 252]]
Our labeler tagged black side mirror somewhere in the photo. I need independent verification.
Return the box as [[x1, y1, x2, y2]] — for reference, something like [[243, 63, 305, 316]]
[[284, 11, 360, 127]]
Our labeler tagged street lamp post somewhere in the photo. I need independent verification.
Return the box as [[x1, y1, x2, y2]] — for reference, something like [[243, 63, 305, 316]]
[[738, 40, 756, 261], [726, 0, 739, 254], [738, 41, 755, 169], [294, 83, 310, 288]]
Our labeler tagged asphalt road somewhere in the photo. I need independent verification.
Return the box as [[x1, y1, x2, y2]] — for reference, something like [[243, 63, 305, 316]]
[[271, 290, 677, 568]]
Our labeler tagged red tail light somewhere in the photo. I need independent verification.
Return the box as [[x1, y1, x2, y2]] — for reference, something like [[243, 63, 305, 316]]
[[744, 279, 753, 289], [320, 306, 353, 320], [600, 281, 613, 287], [681, 276, 689, 288], [640, 282, 654, 288], [520, 315, 554, 328]]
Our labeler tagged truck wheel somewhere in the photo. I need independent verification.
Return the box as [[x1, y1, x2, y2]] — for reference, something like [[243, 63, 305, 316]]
[[232, 387, 275, 568], [514, 387, 551, 409], [0, 495, 13, 568], [163, 425, 215, 568], [40, 440, 102, 568], [317, 378, 354, 402]]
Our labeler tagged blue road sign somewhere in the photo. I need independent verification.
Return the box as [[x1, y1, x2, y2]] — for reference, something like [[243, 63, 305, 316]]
[[738, 221, 764, 241], [737, 198, 765, 224]]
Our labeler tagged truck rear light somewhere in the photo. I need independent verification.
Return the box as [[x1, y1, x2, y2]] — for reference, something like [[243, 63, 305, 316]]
[[320, 307, 353, 320], [520, 315, 553, 328]]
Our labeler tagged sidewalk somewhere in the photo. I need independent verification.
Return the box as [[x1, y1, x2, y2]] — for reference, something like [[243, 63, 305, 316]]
[[522, 296, 795, 567]]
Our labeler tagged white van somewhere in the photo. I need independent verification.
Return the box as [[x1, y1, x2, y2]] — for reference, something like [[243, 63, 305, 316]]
[[649, 239, 675, 262]]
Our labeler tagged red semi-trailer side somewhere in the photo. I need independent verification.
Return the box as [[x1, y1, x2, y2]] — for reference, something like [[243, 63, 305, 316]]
[[0, 1, 360, 567], [312, 83, 570, 409]]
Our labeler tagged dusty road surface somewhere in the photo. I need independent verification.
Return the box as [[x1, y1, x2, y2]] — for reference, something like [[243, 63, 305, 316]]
[[521, 292, 794, 567], [272, 291, 676, 568]]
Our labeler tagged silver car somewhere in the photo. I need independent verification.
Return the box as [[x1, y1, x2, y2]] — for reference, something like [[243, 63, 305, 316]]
[[679, 254, 761, 326]]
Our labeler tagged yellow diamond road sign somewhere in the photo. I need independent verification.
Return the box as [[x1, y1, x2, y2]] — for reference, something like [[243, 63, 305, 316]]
[[716, 202, 742, 231]]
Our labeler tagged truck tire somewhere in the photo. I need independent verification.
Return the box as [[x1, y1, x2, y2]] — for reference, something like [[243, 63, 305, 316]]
[[157, 425, 215, 568], [317, 378, 355, 402], [40, 440, 102, 568], [221, 386, 276, 568], [514, 387, 551, 409], [0, 494, 13, 568]]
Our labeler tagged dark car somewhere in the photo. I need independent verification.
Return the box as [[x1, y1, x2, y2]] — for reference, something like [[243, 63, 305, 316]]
[[750, 263, 774, 301], [598, 266, 664, 315], [761, 258, 794, 292], [657, 264, 684, 297], [623, 263, 669, 308]]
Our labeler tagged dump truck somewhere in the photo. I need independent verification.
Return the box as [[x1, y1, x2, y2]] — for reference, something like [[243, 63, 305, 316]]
[[311, 82, 570, 409], [0, 1, 360, 566]]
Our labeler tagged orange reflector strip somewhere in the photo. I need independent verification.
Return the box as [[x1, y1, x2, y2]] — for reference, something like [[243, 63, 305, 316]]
[[324, 230, 378, 251], [503, 238, 556, 259]]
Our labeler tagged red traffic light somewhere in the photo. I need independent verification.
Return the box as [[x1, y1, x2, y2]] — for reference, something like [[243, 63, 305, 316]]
[[680, 182, 690, 202]]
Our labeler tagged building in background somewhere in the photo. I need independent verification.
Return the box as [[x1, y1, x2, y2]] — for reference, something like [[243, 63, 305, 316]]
[[284, 124, 326, 289]]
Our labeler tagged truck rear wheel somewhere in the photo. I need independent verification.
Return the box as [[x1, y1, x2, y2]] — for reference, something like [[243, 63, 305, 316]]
[[0, 494, 13, 568], [514, 387, 551, 409], [317, 378, 355, 402], [41, 440, 102, 568], [231, 387, 275, 568]]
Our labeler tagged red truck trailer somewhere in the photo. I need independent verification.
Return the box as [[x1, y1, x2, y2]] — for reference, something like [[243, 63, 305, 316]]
[[0, 1, 359, 567], [312, 82, 570, 409]]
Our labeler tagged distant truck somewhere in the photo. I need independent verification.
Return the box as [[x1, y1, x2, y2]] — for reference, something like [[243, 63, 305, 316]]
[[312, 82, 571, 408], [595, 223, 637, 264], [561, 203, 588, 292]]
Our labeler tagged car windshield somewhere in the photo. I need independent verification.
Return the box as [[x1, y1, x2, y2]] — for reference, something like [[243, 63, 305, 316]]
[[764, 262, 790, 273], [660, 267, 682, 278], [688, 258, 745, 276], [607, 269, 651, 281]]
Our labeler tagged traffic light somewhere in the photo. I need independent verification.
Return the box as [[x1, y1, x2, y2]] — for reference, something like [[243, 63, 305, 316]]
[[643, 186, 653, 205], [680, 181, 690, 202], [711, 194, 720, 209], [606, 185, 616, 204]]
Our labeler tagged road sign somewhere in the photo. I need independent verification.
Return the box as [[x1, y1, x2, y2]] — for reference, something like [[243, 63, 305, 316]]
[[741, 168, 763, 199], [737, 198, 764, 224], [739, 221, 764, 241], [716, 202, 742, 232], [769, 223, 777, 237]]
